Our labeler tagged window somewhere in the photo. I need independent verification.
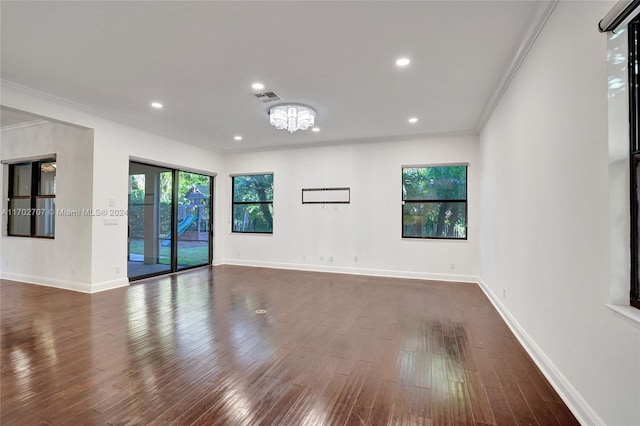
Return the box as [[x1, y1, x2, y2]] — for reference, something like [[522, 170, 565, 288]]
[[402, 165, 467, 239], [232, 173, 273, 233], [8, 158, 56, 238], [629, 19, 640, 308]]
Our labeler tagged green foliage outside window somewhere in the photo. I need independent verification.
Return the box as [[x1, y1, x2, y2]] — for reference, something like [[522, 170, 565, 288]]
[[232, 174, 273, 233], [128, 171, 211, 239], [402, 165, 467, 239]]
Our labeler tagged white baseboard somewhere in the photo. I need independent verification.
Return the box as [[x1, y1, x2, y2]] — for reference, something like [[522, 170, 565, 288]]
[[476, 277, 604, 426], [0, 272, 129, 293], [90, 278, 129, 293], [219, 258, 479, 284], [0, 271, 93, 293]]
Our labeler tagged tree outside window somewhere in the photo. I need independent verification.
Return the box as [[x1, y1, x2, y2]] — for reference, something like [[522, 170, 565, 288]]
[[232, 174, 273, 234], [402, 165, 467, 239]]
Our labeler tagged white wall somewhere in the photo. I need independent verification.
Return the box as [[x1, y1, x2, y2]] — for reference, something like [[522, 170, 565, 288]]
[[89, 119, 225, 290], [479, 2, 640, 425], [1, 85, 479, 286], [1, 121, 94, 290], [1, 82, 226, 291], [223, 135, 479, 282]]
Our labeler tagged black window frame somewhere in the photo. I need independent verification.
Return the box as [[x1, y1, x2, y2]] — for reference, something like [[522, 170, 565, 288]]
[[629, 18, 640, 309], [231, 173, 274, 234], [7, 158, 56, 239], [401, 164, 468, 240]]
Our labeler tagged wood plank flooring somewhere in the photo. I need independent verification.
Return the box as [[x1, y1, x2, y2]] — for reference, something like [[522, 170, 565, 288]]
[[0, 265, 578, 425]]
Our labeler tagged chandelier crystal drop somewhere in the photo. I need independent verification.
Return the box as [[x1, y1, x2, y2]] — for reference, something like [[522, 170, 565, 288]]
[[269, 104, 316, 133]]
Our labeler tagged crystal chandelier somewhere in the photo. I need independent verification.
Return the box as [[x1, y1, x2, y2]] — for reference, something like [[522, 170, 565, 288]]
[[268, 103, 316, 133]]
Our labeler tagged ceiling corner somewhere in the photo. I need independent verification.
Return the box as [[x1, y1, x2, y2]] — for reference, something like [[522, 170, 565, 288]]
[[474, 0, 559, 134]]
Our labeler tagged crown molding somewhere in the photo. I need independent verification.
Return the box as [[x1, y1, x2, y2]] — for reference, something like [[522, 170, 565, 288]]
[[1, 79, 224, 155], [223, 129, 479, 155], [0, 119, 49, 133], [475, 0, 558, 133], [2, 80, 96, 130]]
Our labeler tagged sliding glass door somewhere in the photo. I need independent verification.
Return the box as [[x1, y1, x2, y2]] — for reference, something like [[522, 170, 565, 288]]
[[128, 162, 213, 280], [128, 163, 173, 278], [177, 171, 211, 269]]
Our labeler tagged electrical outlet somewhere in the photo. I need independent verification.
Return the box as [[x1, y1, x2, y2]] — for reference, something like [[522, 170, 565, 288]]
[[115, 266, 120, 274], [329, 256, 333, 262], [450, 263, 455, 270], [303, 255, 306, 260], [354, 256, 358, 262], [503, 288, 507, 299], [320, 256, 324, 261]]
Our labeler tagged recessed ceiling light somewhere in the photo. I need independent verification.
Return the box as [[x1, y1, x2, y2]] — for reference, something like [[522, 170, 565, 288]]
[[312, 127, 320, 132], [252, 82, 264, 90], [151, 102, 163, 109], [408, 117, 418, 124], [234, 136, 243, 141], [396, 58, 411, 67]]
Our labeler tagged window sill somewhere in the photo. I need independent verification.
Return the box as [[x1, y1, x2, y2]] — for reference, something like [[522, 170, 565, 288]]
[[606, 304, 640, 324], [230, 232, 273, 236], [3, 235, 55, 240]]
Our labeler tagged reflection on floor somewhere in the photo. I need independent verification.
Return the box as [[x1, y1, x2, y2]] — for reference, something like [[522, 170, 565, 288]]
[[0, 266, 579, 425]]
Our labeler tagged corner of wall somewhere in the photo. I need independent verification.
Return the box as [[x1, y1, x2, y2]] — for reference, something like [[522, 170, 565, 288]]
[[476, 277, 606, 426], [90, 278, 129, 293]]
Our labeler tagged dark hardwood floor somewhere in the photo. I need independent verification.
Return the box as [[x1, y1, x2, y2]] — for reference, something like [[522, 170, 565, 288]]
[[1, 265, 578, 425]]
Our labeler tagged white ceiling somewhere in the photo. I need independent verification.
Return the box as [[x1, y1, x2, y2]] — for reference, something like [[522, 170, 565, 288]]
[[1, 1, 543, 152]]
